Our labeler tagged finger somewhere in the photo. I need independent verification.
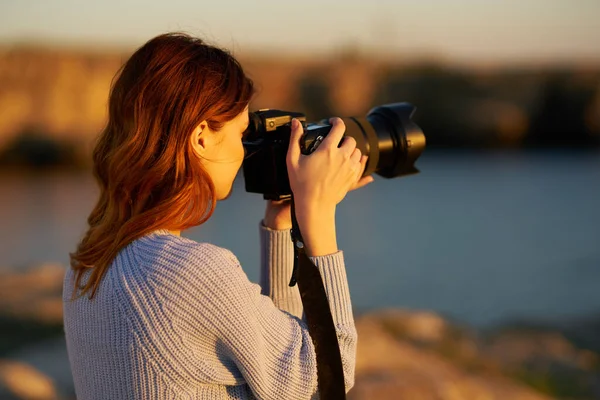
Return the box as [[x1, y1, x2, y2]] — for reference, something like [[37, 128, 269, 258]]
[[320, 117, 346, 150], [351, 154, 368, 181], [357, 154, 369, 177], [286, 118, 303, 166], [340, 136, 358, 158], [346, 150, 363, 180], [349, 147, 362, 165], [349, 175, 375, 191]]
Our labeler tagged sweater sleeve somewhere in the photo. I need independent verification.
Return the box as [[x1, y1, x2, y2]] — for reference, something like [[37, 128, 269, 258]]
[[258, 220, 303, 318], [189, 243, 357, 400]]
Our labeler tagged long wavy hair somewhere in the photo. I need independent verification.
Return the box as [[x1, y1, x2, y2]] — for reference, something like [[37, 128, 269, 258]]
[[69, 33, 254, 300]]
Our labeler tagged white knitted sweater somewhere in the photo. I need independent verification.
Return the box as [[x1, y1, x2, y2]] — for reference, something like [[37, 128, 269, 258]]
[[62, 222, 357, 399]]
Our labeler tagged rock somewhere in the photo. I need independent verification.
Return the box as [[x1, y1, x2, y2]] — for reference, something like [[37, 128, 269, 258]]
[[4, 338, 74, 400], [0, 264, 66, 356], [370, 309, 451, 343], [350, 312, 551, 400], [0, 263, 65, 324], [484, 330, 599, 371], [482, 324, 600, 399], [0, 359, 58, 400]]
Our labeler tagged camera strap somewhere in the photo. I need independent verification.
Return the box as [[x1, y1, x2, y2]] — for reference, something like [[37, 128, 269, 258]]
[[288, 197, 346, 400]]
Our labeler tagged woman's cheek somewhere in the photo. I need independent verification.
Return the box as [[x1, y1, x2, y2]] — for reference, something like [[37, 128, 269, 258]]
[[237, 142, 246, 163]]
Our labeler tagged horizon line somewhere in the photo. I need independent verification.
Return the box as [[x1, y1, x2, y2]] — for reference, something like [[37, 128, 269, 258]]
[[2, 36, 600, 70]]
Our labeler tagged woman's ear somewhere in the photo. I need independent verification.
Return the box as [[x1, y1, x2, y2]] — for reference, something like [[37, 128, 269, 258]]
[[191, 121, 208, 155]]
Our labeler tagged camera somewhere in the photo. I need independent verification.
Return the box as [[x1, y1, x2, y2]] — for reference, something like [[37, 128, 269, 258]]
[[242, 103, 425, 200]]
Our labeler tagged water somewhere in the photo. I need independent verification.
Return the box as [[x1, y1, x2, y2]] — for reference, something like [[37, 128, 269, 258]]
[[1, 150, 599, 328]]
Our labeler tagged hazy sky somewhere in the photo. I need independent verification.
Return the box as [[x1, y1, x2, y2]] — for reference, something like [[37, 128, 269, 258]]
[[1, 0, 599, 64]]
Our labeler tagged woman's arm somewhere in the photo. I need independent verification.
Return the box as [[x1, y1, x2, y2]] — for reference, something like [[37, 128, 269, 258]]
[[259, 220, 303, 319], [190, 243, 357, 399], [259, 199, 303, 318]]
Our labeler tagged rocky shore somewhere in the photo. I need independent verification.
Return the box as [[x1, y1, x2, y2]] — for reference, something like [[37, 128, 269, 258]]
[[1, 265, 598, 399]]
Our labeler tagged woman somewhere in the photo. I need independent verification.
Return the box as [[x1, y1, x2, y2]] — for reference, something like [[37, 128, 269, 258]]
[[63, 32, 373, 399]]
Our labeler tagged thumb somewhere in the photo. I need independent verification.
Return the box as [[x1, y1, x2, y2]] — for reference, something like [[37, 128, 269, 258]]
[[287, 118, 303, 166]]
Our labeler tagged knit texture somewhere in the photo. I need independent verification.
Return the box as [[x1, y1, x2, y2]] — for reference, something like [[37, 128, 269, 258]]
[[62, 221, 357, 399]]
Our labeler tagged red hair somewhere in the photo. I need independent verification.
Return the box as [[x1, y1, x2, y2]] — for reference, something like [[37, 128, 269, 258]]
[[69, 33, 254, 299]]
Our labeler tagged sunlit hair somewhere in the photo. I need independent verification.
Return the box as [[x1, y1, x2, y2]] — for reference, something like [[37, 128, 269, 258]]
[[69, 33, 254, 300]]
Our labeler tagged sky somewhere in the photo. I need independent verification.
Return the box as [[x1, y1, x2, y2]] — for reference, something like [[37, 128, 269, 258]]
[[1, 0, 599, 65]]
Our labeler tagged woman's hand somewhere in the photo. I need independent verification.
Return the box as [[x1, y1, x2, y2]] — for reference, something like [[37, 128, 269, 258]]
[[287, 117, 373, 210], [262, 120, 375, 230]]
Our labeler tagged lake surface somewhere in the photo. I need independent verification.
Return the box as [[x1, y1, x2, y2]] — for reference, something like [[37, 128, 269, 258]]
[[1, 150, 599, 328]]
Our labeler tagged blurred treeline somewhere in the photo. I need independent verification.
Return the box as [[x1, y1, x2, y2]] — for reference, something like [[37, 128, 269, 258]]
[[0, 46, 598, 169], [294, 61, 600, 149]]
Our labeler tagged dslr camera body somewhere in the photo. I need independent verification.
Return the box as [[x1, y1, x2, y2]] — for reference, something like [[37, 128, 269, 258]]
[[242, 103, 425, 200]]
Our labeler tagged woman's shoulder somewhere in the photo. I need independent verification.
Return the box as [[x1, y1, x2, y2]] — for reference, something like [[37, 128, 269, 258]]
[[128, 229, 241, 280], [105, 231, 246, 335]]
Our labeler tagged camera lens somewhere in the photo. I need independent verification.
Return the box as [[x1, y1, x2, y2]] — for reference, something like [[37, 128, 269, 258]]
[[341, 103, 425, 179]]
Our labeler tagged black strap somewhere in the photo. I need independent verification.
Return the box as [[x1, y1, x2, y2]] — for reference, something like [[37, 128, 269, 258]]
[[289, 197, 346, 399]]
